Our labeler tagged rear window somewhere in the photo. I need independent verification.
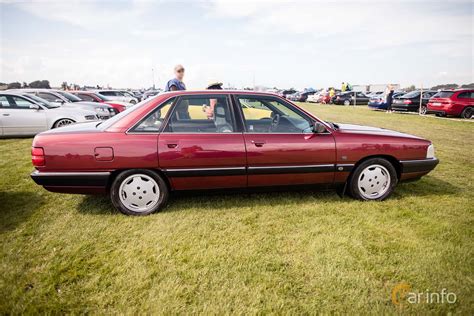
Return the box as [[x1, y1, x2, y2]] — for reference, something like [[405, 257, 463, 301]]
[[402, 91, 420, 98], [433, 91, 454, 98]]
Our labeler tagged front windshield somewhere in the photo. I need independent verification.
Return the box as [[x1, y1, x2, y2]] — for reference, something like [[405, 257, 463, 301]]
[[95, 93, 112, 101], [24, 94, 58, 109], [57, 91, 83, 102]]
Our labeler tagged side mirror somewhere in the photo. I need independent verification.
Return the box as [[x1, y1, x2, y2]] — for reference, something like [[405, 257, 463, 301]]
[[313, 121, 327, 134], [54, 99, 65, 104], [29, 104, 40, 110]]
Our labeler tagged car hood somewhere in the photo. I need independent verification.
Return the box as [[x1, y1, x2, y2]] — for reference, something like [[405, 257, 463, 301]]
[[47, 106, 96, 116], [66, 101, 112, 109], [40, 121, 99, 135], [106, 101, 131, 106], [335, 123, 424, 140]]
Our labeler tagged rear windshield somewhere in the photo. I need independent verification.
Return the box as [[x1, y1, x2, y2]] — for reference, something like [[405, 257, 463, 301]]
[[433, 91, 454, 98], [402, 91, 420, 98]]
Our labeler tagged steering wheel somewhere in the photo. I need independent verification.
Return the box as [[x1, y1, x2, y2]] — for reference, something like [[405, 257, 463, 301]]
[[269, 113, 280, 132]]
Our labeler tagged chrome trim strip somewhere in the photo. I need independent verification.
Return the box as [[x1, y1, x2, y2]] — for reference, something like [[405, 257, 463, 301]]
[[31, 171, 111, 177]]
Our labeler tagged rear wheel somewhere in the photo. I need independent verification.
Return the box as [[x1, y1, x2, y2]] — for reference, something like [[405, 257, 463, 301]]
[[461, 107, 473, 119], [348, 158, 397, 201], [130, 99, 137, 104], [110, 169, 169, 215], [420, 105, 427, 115]]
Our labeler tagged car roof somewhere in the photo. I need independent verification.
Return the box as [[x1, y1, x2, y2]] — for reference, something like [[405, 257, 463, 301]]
[[151, 90, 282, 98]]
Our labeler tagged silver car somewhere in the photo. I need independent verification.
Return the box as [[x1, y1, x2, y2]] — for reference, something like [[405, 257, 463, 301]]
[[0, 92, 98, 137], [95, 90, 139, 104], [8, 89, 115, 119]]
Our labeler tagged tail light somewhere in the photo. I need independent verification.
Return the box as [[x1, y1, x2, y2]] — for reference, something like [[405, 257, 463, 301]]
[[403, 99, 412, 104], [32, 147, 45, 167]]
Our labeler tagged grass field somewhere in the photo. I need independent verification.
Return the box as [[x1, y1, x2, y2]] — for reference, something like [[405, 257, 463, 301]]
[[1, 104, 473, 314]]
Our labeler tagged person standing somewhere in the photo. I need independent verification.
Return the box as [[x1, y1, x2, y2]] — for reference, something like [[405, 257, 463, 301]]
[[341, 82, 347, 92], [165, 65, 186, 91], [386, 85, 394, 113]]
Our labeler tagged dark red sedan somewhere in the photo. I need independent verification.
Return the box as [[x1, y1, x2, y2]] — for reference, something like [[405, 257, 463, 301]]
[[31, 91, 439, 215]]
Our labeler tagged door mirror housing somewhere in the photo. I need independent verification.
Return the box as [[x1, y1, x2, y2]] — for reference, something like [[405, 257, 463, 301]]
[[313, 121, 327, 134], [54, 99, 65, 104], [29, 104, 40, 110]]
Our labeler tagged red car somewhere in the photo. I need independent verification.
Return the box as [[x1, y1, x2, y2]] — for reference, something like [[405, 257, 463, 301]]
[[427, 89, 473, 118], [70, 91, 130, 113], [30, 91, 439, 215]]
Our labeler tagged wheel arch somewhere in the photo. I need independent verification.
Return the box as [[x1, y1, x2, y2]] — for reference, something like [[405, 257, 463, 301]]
[[349, 154, 402, 181], [51, 117, 76, 129], [106, 168, 172, 193]]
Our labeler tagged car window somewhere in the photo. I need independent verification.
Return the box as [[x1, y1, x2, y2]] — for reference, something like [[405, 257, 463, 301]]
[[100, 91, 115, 96], [402, 91, 420, 98], [78, 94, 95, 102], [457, 92, 473, 99], [131, 98, 175, 133], [433, 91, 454, 98], [11, 96, 35, 109], [37, 92, 59, 102], [57, 91, 82, 102], [0, 95, 10, 107], [24, 94, 57, 108], [237, 97, 312, 133], [166, 96, 235, 133]]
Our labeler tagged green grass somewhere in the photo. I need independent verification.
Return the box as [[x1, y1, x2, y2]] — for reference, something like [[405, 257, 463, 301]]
[[1, 105, 473, 314]]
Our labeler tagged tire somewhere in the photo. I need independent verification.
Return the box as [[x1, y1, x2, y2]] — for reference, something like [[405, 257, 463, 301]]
[[461, 107, 473, 119], [420, 106, 427, 115], [110, 169, 169, 215], [53, 118, 75, 128], [348, 158, 398, 201], [343, 99, 351, 106], [130, 100, 137, 104]]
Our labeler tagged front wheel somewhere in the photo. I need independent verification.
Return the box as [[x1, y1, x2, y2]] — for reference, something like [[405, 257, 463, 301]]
[[343, 99, 351, 106], [348, 158, 398, 201], [53, 118, 75, 128], [461, 107, 473, 119], [110, 169, 169, 215], [130, 99, 137, 104]]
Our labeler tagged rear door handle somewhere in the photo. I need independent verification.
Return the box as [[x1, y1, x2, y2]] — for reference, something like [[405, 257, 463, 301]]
[[2, 113, 10, 116], [251, 140, 266, 147], [167, 143, 178, 148]]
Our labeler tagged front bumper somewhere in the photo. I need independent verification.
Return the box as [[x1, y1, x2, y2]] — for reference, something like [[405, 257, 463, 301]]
[[400, 158, 439, 173]]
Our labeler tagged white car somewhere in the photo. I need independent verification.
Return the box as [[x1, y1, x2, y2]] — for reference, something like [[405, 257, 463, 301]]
[[95, 90, 139, 104], [307, 93, 320, 103], [8, 89, 114, 119], [0, 92, 98, 137]]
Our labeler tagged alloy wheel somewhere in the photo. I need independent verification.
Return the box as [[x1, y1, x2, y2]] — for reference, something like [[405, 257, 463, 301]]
[[55, 119, 74, 128], [119, 174, 160, 213], [357, 164, 391, 200]]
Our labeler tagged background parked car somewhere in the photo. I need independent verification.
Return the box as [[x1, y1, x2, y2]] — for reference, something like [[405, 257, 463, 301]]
[[0, 92, 97, 137], [8, 89, 114, 119], [427, 89, 473, 118], [333, 91, 370, 105], [392, 90, 437, 113], [95, 90, 139, 104], [306, 93, 320, 103], [278, 89, 297, 99], [142, 90, 162, 100], [70, 91, 130, 113], [368, 92, 406, 110]]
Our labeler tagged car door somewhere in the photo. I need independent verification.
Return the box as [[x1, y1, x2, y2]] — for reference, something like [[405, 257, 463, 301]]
[[235, 95, 336, 187], [157, 94, 247, 190], [0, 95, 7, 136], [1, 95, 47, 136]]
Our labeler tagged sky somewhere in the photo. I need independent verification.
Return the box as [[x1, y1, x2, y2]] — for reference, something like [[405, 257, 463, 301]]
[[0, 0, 473, 90]]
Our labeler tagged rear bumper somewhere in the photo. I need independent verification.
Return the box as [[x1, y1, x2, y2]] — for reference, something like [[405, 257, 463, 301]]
[[31, 170, 110, 187], [400, 158, 439, 173]]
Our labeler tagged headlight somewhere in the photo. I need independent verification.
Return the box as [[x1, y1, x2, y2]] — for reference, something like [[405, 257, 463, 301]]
[[85, 115, 97, 120], [426, 144, 435, 159]]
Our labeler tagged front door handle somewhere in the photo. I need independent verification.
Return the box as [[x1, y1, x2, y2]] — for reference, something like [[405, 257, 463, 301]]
[[251, 140, 266, 147], [2, 113, 10, 116], [167, 143, 178, 148]]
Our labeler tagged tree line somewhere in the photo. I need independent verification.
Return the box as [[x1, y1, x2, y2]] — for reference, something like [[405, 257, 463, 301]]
[[1, 80, 51, 89]]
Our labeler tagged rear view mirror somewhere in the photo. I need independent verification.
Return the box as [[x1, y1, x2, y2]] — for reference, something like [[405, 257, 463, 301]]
[[313, 121, 327, 134]]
